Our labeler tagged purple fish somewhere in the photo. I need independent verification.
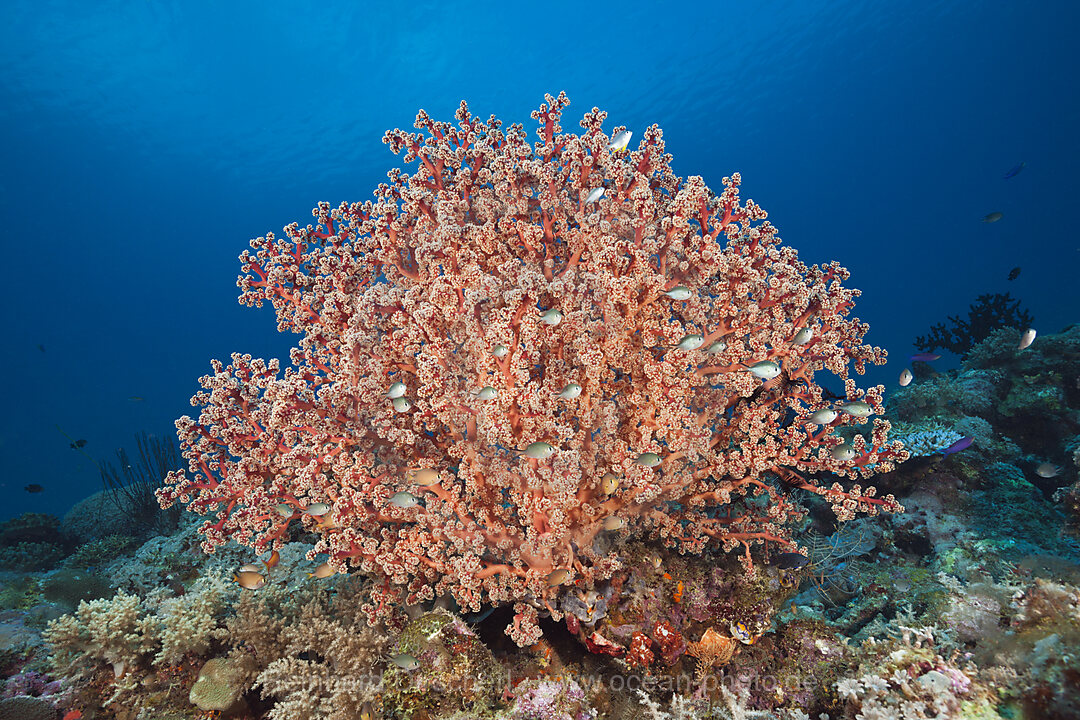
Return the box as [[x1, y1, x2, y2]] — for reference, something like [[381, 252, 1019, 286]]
[[940, 436, 974, 456], [909, 353, 942, 362], [1003, 161, 1026, 179]]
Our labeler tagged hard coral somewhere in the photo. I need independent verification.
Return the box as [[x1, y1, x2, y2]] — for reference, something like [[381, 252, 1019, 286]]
[[382, 610, 504, 720], [159, 92, 905, 645]]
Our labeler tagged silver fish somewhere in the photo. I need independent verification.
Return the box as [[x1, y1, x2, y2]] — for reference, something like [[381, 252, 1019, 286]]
[[831, 444, 856, 462], [389, 653, 421, 671], [609, 130, 632, 151], [747, 360, 781, 379], [540, 309, 563, 325], [838, 401, 873, 418], [557, 383, 582, 399], [523, 441, 556, 460], [1035, 463, 1060, 478], [635, 452, 662, 467], [664, 286, 692, 300], [792, 327, 814, 345], [675, 334, 704, 351], [388, 492, 421, 508]]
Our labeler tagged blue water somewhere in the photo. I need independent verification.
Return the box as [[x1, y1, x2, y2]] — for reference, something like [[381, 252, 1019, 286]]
[[1, 0, 1076, 520]]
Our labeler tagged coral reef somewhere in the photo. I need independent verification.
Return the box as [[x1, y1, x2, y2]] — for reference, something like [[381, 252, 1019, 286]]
[[5, 98, 1078, 720]]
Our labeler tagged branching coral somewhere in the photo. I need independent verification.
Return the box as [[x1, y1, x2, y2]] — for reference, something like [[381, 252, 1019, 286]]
[[158, 92, 906, 645]]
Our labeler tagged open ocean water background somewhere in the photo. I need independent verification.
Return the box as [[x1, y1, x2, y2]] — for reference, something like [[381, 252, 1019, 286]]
[[0, 0, 1076, 521]]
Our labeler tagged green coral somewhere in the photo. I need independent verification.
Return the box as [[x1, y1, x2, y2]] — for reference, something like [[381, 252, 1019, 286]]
[[0, 575, 42, 610], [65, 534, 137, 569], [0, 541, 64, 571], [40, 568, 114, 609], [998, 372, 1066, 418], [189, 656, 248, 711], [382, 610, 504, 720]]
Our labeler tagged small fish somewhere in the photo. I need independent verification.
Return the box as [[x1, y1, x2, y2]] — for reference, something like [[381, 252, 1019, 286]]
[[546, 568, 570, 587], [263, 550, 280, 569], [308, 562, 335, 578], [898, 368, 913, 387], [746, 360, 781, 379], [128, 396, 144, 402], [730, 622, 755, 645], [492, 344, 509, 357], [707, 340, 727, 353], [830, 444, 856, 462], [664, 286, 692, 300], [1018, 328, 1036, 350], [388, 491, 421, 508], [772, 552, 810, 570], [940, 436, 974, 456], [24, 484, 43, 493], [599, 472, 619, 495], [837, 400, 873, 418], [386, 381, 407, 399], [274, 503, 295, 517], [304, 503, 331, 516], [635, 452, 662, 467], [808, 408, 838, 425], [69, 439, 87, 449], [1035, 463, 1060, 479], [792, 327, 814, 345], [239, 563, 263, 573], [407, 468, 441, 486], [585, 187, 605, 203], [234, 571, 266, 590], [359, 702, 375, 720], [1007, 266, 1021, 281], [37, 344, 45, 353], [392, 397, 412, 413], [602, 515, 625, 531], [557, 383, 582, 399], [522, 441, 557, 460], [476, 386, 498, 400], [389, 653, 421, 671], [609, 130, 632, 152], [63, 711, 83, 720], [909, 353, 941, 363], [1003, 161, 1026, 179], [675, 334, 704, 351], [981, 212, 1003, 223], [539, 308, 563, 325]]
